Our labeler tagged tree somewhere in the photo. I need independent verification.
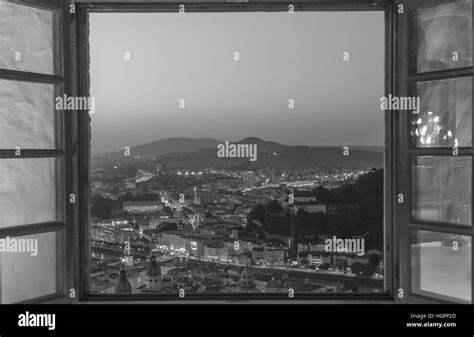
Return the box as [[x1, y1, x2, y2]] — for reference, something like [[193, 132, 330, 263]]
[[266, 200, 283, 213], [334, 184, 358, 204], [368, 253, 380, 267], [319, 263, 330, 270], [91, 195, 116, 220], [350, 262, 364, 275], [362, 263, 376, 277], [312, 186, 333, 203], [163, 206, 173, 215], [246, 169, 385, 251], [250, 204, 265, 222], [342, 279, 358, 292], [160, 222, 178, 232], [294, 209, 311, 234]]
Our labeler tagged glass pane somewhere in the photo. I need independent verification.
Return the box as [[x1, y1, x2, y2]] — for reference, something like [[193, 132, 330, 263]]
[[416, 0, 472, 73], [412, 156, 471, 226], [411, 230, 471, 303], [410, 77, 472, 148], [0, 79, 57, 149], [0, 1, 55, 74], [0, 158, 59, 228], [0, 231, 57, 303]]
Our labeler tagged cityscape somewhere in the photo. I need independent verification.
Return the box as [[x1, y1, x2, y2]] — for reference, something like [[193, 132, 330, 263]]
[[87, 10, 386, 297], [89, 137, 385, 295]]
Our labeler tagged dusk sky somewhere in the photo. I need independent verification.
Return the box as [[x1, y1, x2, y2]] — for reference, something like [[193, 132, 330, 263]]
[[89, 11, 384, 154]]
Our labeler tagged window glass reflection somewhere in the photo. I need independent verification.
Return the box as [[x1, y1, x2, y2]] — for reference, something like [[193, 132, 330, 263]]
[[411, 230, 471, 303], [412, 156, 471, 226]]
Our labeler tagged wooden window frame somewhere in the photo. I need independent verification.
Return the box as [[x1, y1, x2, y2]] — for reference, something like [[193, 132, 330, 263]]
[[394, 0, 474, 304], [0, 0, 75, 304], [74, 0, 396, 302]]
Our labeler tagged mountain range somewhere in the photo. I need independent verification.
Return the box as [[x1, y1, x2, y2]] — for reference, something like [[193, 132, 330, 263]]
[[98, 137, 383, 169], [107, 137, 222, 157]]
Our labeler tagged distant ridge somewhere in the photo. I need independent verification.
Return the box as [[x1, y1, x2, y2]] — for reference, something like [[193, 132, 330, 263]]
[[99, 137, 383, 170], [102, 137, 222, 158]]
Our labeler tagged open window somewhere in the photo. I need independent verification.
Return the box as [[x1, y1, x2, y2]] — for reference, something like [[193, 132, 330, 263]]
[[0, 0, 472, 304]]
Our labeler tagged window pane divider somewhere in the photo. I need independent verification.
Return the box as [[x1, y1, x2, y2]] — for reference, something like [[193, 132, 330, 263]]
[[408, 67, 474, 82], [0, 221, 65, 238], [408, 221, 472, 236], [7, 0, 65, 11], [405, 0, 463, 11], [0, 149, 65, 158], [77, 1, 393, 13], [17, 293, 69, 304], [83, 293, 394, 302], [406, 292, 460, 304], [0, 68, 64, 84], [407, 148, 474, 156]]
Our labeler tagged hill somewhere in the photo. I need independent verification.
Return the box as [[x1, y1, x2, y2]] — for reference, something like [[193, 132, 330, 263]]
[[103, 137, 221, 158]]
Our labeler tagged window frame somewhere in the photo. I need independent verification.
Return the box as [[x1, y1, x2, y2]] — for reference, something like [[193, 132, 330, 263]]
[[75, 0, 395, 302], [0, 0, 74, 304], [394, 0, 474, 304]]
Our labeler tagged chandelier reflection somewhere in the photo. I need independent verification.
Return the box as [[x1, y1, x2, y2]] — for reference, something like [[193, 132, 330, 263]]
[[411, 111, 454, 147]]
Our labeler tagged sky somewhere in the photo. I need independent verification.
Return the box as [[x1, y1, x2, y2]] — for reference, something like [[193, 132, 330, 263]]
[[89, 11, 385, 154]]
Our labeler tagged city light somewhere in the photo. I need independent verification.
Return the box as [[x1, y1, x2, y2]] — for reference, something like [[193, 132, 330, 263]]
[[91, 148, 384, 295]]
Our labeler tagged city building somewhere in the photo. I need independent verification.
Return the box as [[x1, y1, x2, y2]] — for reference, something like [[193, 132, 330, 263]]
[[123, 201, 164, 214], [294, 203, 327, 214], [262, 248, 287, 266], [193, 187, 202, 205], [242, 171, 255, 187], [218, 246, 230, 262], [150, 216, 182, 228], [204, 244, 219, 261], [127, 269, 147, 293], [293, 191, 318, 203]]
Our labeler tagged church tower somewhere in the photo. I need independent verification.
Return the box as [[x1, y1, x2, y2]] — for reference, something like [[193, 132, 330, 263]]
[[239, 260, 255, 290], [115, 264, 132, 294], [193, 186, 201, 205], [146, 255, 162, 291]]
